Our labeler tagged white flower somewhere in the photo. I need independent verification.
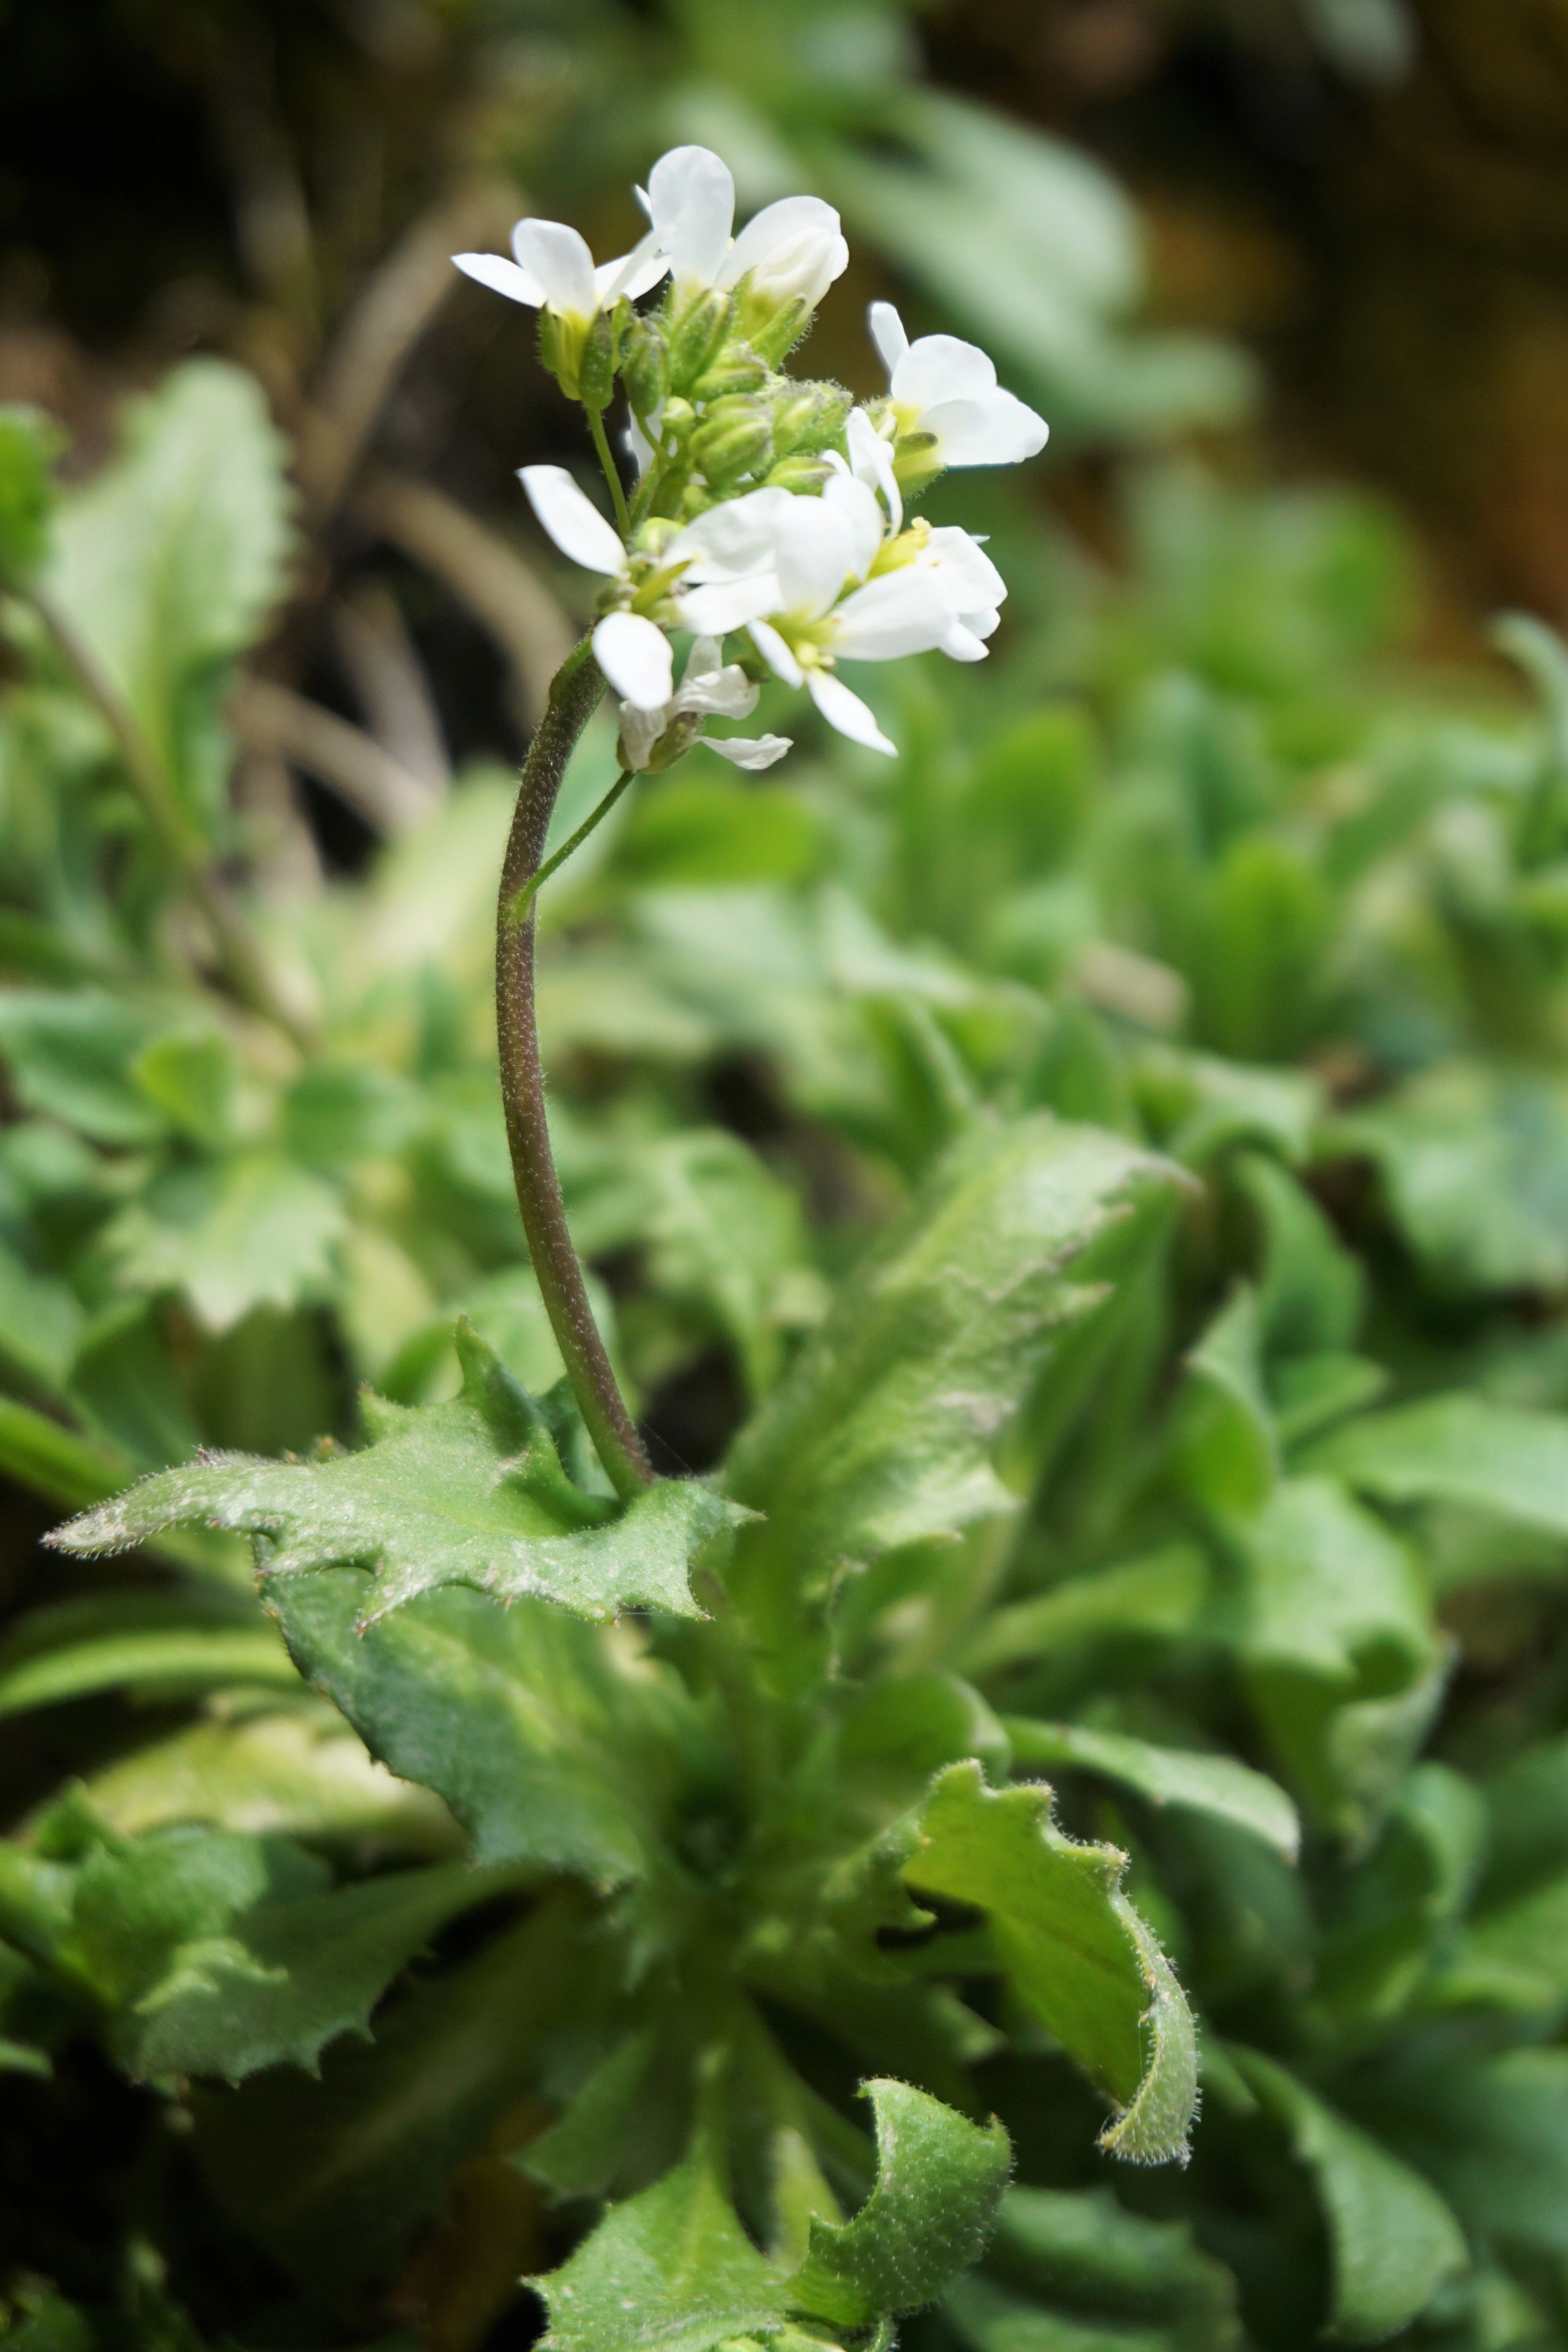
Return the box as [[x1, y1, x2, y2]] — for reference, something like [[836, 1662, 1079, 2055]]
[[641, 146, 848, 314], [454, 216, 667, 322], [743, 474, 956, 757], [517, 466, 673, 711], [868, 303, 1048, 470], [617, 637, 791, 774]]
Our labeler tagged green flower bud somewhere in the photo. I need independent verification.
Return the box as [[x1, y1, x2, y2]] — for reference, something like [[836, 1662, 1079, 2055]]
[[659, 396, 697, 441], [620, 316, 668, 419], [537, 307, 589, 402], [666, 291, 732, 392], [689, 347, 769, 401], [891, 428, 942, 492], [744, 294, 809, 368], [764, 453, 832, 496], [577, 307, 620, 414], [771, 381, 853, 457], [634, 515, 682, 559], [690, 396, 773, 486]]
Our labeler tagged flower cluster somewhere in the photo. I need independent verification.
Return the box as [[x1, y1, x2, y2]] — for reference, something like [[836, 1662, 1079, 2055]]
[[455, 145, 1047, 771]]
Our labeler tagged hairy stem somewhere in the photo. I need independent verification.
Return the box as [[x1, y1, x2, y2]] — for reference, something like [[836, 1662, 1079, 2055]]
[[503, 766, 635, 926], [31, 590, 314, 1049], [498, 642, 653, 1499]]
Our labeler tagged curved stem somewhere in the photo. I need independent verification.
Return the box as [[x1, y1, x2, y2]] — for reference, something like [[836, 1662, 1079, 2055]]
[[497, 641, 653, 1499], [502, 766, 635, 926]]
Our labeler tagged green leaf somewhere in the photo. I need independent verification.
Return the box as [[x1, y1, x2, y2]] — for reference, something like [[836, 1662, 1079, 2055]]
[[1229, 2047, 1468, 2343], [724, 1119, 1181, 1657], [905, 1762, 1198, 2164], [265, 1574, 658, 1878], [948, 2185, 1240, 2352], [539, 2145, 789, 2352], [1237, 1151, 1363, 1357], [0, 1397, 243, 1582], [1310, 1395, 1568, 1539], [787, 2079, 1011, 2327], [956, 1547, 1212, 1685], [65, 1823, 297, 2009], [195, 1891, 590, 2313], [45, 359, 294, 825], [1359, 2044, 1568, 2261], [1327, 1063, 1568, 1292], [77, 1704, 459, 1854], [0, 990, 178, 1145], [1238, 1476, 1442, 1840], [0, 403, 64, 586], [51, 1323, 749, 1624], [0, 1589, 292, 1716], [1170, 1286, 1277, 1516], [0, 1233, 83, 1399], [566, 1126, 823, 1399], [522, 2029, 659, 2200], [1002, 1721, 1299, 1859], [105, 1152, 347, 1334], [129, 1855, 528, 2082]]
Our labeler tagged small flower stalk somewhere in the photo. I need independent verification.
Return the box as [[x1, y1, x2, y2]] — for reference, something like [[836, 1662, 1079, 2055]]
[[456, 144, 1047, 1488]]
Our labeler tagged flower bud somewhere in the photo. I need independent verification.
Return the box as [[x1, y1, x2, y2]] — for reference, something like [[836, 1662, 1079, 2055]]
[[666, 292, 732, 393], [537, 307, 589, 401], [690, 396, 772, 486], [771, 381, 852, 457], [891, 428, 942, 492], [743, 295, 809, 368], [689, 347, 769, 401], [619, 316, 668, 418], [659, 396, 696, 441], [764, 452, 832, 496], [634, 515, 681, 559], [577, 307, 620, 413]]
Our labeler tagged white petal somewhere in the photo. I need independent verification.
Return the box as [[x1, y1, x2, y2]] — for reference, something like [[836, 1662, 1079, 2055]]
[[827, 568, 953, 662], [717, 196, 848, 308], [808, 670, 896, 757], [679, 574, 783, 635], [513, 219, 598, 317], [922, 389, 1048, 468], [679, 661, 759, 720], [923, 526, 1007, 611], [597, 230, 671, 305], [617, 701, 664, 773], [593, 612, 674, 711], [773, 496, 859, 619], [666, 486, 796, 579], [706, 732, 793, 770], [938, 619, 990, 662], [749, 617, 803, 688], [646, 145, 735, 289], [681, 636, 725, 684], [453, 251, 545, 307], [519, 466, 626, 575], [892, 332, 998, 411], [868, 300, 909, 380], [844, 412, 901, 533]]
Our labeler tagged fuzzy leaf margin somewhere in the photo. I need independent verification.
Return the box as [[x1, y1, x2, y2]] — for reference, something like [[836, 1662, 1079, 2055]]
[[49, 1322, 751, 1625]]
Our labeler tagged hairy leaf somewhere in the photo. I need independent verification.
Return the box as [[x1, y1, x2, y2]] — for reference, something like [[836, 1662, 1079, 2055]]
[[1311, 1394, 1568, 1539], [130, 1856, 528, 2081], [906, 1763, 1198, 2163], [51, 1323, 749, 1624], [787, 2079, 1011, 2327]]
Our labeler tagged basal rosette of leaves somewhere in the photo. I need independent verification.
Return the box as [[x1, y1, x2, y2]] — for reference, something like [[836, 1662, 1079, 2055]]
[[6, 138, 1568, 2352]]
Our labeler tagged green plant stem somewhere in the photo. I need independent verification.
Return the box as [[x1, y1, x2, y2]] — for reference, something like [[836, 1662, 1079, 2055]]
[[502, 767, 635, 926], [588, 409, 632, 538], [29, 590, 314, 1051], [497, 640, 653, 1500]]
